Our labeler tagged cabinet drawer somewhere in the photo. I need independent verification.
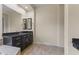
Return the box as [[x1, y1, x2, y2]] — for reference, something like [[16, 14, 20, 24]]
[[12, 36, 21, 42], [13, 37, 21, 40]]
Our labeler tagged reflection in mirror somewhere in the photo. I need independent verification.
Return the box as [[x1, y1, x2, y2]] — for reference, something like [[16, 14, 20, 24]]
[[23, 18, 32, 30], [2, 14, 9, 33], [2, 5, 22, 33]]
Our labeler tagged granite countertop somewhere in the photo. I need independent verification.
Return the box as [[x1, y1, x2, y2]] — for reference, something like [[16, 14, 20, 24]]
[[3, 33, 29, 38], [0, 45, 20, 55]]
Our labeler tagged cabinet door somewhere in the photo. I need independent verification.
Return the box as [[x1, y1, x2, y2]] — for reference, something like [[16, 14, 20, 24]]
[[22, 35, 29, 46], [12, 36, 21, 47], [28, 32, 33, 44]]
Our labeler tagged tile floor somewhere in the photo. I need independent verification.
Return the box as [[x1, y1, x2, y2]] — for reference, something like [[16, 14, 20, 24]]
[[22, 44, 64, 55]]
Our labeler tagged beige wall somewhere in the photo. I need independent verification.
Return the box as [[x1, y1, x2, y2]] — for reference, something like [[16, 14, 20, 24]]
[[35, 4, 64, 47], [8, 13, 22, 32], [0, 5, 2, 39], [0, 5, 3, 45], [64, 5, 69, 54], [66, 4, 79, 55], [58, 5, 64, 47]]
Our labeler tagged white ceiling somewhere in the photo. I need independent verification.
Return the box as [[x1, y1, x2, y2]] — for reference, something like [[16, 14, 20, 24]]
[[18, 4, 55, 10], [18, 4, 33, 12], [3, 5, 20, 15], [31, 4, 46, 8], [31, 4, 55, 8]]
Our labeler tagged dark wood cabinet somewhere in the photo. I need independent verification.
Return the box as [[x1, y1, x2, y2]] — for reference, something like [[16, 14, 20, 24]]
[[12, 36, 22, 47], [3, 31, 33, 51]]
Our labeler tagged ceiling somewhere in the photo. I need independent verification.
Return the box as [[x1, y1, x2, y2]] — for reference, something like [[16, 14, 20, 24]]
[[31, 4, 54, 8], [3, 5, 20, 15], [18, 4, 33, 12], [18, 4, 54, 11]]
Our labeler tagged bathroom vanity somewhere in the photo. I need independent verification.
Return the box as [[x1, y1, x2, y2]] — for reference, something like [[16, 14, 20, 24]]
[[3, 31, 33, 51], [2, 5, 34, 52]]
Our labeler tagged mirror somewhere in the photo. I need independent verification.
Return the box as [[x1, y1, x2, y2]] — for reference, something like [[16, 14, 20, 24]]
[[2, 5, 33, 33], [2, 5, 22, 33], [2, 13, 9, 33], [23, 18, 32, 30]]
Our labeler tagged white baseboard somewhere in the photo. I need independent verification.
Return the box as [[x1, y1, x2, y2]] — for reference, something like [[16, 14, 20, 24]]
[[56, 45, 64, 48], [34, 41, 64, 48]]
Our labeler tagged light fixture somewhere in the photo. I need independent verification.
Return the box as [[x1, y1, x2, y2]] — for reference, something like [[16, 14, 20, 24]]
[[25, 6, 28, 9]]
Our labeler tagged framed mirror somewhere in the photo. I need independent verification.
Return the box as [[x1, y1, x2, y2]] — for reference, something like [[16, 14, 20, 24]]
[[23, 18, 32, 30]]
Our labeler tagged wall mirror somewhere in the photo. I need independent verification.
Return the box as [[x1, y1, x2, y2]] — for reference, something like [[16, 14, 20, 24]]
[[2, 5, 22, 33], [23, 18, 32, 30]]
